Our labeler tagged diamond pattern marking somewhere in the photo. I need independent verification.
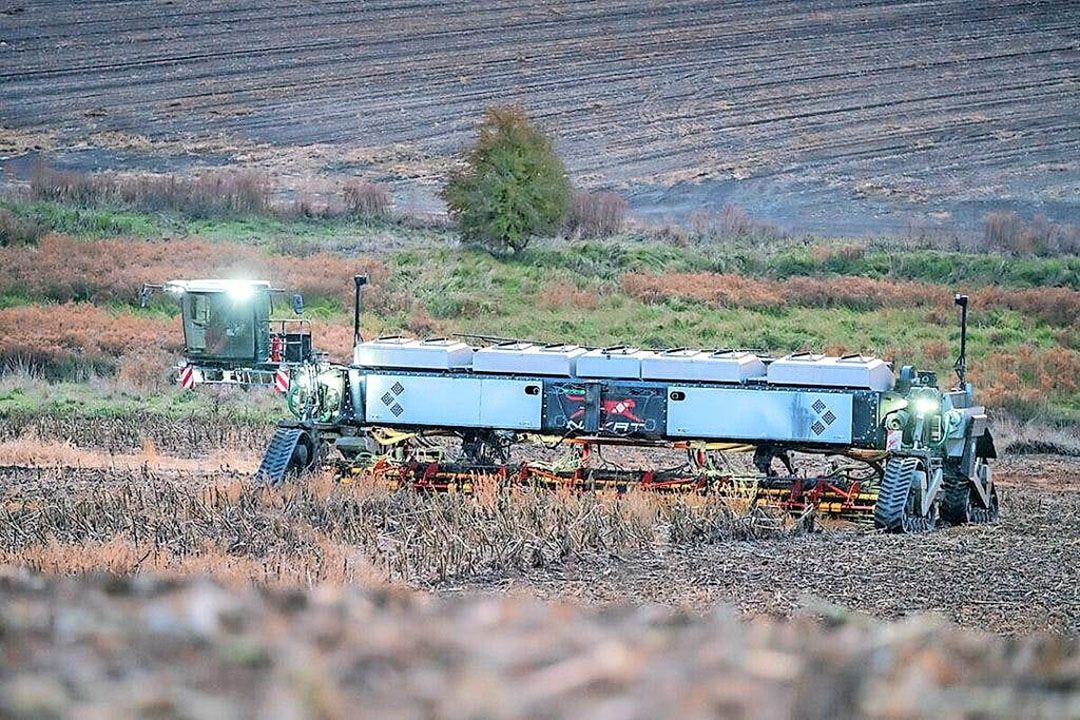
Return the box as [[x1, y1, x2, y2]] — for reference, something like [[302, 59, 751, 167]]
[[381, 392, 394, 406], [811, 420, 826, 436], [390, 403, 404, 417], [391, 381, 405, 395], [812, 399, 826, 414], [822, 410, 836, 425]]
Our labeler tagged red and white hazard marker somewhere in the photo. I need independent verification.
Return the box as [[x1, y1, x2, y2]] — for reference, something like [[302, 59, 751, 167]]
[[178, 365, 196, 391], [274, 367, 290, 394]]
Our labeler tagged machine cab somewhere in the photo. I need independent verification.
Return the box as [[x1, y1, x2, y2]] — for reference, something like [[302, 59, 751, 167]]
[[145, 279, 315, 388], [171, 280, 272, 366]]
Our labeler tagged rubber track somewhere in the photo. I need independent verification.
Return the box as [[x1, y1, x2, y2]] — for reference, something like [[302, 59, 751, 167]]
[[874, 457, 918, 532], [940, 469, 971, 525], [254, 426, 303, 486]]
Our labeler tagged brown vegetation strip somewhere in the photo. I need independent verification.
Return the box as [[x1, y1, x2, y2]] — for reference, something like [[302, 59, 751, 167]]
[[0, 469, 791, 587], [622, 269, 1080, 325], [622, 272, 1080, 327], [0, 303, 180, 369], [0, 234, 387, 306], [0, 302, 357, 374]]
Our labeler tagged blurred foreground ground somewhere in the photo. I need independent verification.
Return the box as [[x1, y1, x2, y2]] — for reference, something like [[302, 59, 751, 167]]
[[1, 568, 1078, 720]]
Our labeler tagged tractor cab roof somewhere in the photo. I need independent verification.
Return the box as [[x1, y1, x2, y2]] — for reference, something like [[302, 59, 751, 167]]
[[164, 279, 273, 295]]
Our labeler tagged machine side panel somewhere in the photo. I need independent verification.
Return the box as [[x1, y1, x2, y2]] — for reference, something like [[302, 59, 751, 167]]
[[598, 382, 667, 438], [666, 386, 854, 443], [851, 391, 882, 446], [479, 378, 543, 430], [365, 374, 482, 427], [363, 373, 543, 429], [542, 381, 600, 433]]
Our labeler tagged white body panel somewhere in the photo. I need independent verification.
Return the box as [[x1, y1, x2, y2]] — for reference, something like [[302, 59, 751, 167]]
[[354, 338, 474, 370], [666, 386, 854, 443], [641, 349, 766, 383], [478, 378, 544, 429], [767, 354, 894, 391], [364, 374, 542, 429], [473, 343, 586, 376], [576, 348, 654, 379]]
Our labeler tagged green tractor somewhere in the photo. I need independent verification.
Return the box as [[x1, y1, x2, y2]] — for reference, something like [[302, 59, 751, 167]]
[[141, 279, 316, 392]]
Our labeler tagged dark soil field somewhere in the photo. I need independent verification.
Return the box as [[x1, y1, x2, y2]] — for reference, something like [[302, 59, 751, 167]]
[[3, 0, 1079, 234], [0, 448, 1077, 718]]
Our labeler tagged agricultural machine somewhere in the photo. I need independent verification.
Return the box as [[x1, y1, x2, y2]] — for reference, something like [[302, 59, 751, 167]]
[[160, 275, 998, 533]]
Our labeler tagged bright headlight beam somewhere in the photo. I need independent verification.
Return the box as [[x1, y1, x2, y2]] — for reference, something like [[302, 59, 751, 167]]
[[913, 397, 940, 416], [226, 281, 255, 301]]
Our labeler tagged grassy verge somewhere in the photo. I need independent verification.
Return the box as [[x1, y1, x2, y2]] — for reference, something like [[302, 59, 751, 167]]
[[0, 198, 444, 248], [0, 372, 281, 422], [6, 198, 1080, 290]]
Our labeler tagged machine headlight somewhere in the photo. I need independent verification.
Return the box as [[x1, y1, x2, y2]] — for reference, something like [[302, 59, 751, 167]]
[[913, 396, 940, 416], [226, 281, 255, 301]]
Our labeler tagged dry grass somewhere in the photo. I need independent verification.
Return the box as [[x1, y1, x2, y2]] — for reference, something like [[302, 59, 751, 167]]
[[0, 300, 360, 382], [342, 179, 393, 217], [983, 210, 1080, 255], [0, 303, 179, 377], [536, 279, 602, 310], [622, 272, 929, 312], [0, 436, 258, 474], [567, 191, 628, 238], [968, 346, 1080, 418], [686, 204, 783, 242], [0, 207, 45, 246], [25, 161, 401, 220], [622, 271, 1080, 327], [30, 161, 273, 217], [992, 415, 1080, 456], [0, 404, 275, 458]]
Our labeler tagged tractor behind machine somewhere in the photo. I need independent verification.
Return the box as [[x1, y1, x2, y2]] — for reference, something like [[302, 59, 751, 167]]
[[141, 279, 317, 392]]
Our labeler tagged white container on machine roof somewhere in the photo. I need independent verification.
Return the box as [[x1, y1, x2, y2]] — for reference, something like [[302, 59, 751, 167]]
[[766, 353, 894, 391], [576, 347, 656, 379], [473, 342, 586, 376], [640, 349, 767, 383], [353, 337, 474, 370]]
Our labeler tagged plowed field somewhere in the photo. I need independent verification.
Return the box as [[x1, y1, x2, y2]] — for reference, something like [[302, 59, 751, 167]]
[[3, 0, 1078, 232]]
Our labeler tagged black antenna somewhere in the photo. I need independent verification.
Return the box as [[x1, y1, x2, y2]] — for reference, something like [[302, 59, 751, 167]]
[[353, 275, 368, 345], [954, 294, 968, 387]]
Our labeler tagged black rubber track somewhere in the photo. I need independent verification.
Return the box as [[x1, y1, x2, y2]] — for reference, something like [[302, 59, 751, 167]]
[[254, 426, 304, 485], [940, 468, 971, 525], [873, 457, 919, 532]]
